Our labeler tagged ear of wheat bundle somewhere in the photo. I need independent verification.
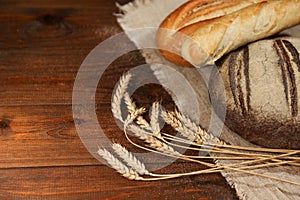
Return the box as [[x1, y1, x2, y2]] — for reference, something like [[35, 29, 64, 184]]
[[100, 72, 300, 186]]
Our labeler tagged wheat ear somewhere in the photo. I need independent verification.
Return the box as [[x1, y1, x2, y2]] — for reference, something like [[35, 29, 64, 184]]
[[112, 143, 150, 175], [150, 102, 161, 136], [123, 92, 146, 129], [108, 72, 300, 185], [127, 124, 180, 156], [175, 110, 225, 145], [124, 103, 278, 175], [97, 148, 142, 180], [121, 94, 179, 156], [162, 110, 204, 144], [111, 73, 132, 122]]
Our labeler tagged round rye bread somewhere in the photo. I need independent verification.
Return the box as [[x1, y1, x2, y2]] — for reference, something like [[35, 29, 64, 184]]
[[210, 37, 300, 149]]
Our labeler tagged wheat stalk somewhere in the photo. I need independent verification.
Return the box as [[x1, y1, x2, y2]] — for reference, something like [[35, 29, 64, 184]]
[[100, 143, 300, 184], [107, 72, 300, 186]]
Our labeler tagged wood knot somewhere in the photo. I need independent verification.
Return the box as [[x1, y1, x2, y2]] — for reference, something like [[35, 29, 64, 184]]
[[38, 14, 64, 26], [0, 119, 11, 137], [19, 9, 76, 39], [0, 119, 10, 129]]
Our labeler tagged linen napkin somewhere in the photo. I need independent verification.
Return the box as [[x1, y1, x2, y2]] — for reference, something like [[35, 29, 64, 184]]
[[116, 1, 300, 199]]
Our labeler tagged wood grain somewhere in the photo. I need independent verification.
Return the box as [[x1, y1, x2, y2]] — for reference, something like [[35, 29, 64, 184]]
[[0, 0, 238, 199], [0, 164, 237, 200]]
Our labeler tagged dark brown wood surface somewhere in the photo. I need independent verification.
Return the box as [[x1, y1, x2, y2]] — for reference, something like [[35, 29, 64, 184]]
[[0, 0, 238, 199]]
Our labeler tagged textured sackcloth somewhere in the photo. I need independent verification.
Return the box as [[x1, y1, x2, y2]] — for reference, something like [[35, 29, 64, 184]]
[[115, 1, 300, 199]]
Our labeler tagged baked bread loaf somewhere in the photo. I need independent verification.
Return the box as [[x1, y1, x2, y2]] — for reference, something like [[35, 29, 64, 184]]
[[156, 0, 300, 67], [210, 37, 300, 149]]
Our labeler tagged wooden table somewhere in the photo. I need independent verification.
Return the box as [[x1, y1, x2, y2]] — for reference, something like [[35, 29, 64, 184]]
[[0, 0, 238, 199]]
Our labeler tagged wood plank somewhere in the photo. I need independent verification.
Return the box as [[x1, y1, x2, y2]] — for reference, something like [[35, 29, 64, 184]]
[[0, 165, 238, 200], [0, 105, 97, 168], [0, 51, 146, 106], [0, 83, 175, 168], [0, 0, 139, 106], [0, 103, 133, 168], [0, 0, 239, 199], [0, 103, 238, 199]]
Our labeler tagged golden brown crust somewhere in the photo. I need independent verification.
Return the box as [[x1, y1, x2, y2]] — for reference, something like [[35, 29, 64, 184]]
[[156, 0, 257, 66], [156, 0, 300, 67]]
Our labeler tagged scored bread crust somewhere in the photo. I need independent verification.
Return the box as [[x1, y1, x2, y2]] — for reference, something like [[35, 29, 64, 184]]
[[211, 37, 300, 148], [156, 0, 300, 67]]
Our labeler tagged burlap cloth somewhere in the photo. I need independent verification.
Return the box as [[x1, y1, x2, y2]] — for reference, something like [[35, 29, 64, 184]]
[[116, 0, 300, 199]]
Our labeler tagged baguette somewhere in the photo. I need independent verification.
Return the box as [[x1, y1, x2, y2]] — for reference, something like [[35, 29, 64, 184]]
[[156, 0, 300, 67]]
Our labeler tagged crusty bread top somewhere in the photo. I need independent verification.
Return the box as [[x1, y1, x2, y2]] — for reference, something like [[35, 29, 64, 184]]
[[156, 0, 300, 67], [156, 0, 260, 66], [182, 0, 300, 66]]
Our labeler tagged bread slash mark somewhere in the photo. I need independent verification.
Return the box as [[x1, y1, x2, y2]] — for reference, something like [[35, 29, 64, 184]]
[[274, 40, 298, 117]]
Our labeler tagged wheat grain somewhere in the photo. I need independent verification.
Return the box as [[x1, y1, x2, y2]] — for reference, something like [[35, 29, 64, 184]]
[[127, 124, 180, 156], [174, 109, 206, 138], [124, 107, 146, 126], [136, 115, 150, 129], [161, 110, 180, 128], [123, 92, 146, 119], [166, 110, 225, 145], [123, 92, 151, 130], [150, 102, 160, 136], [123, 92, 137, 115], [127, 124, 151, 140], [112, 143, 150, 175], [162, 110, 203, 144], [122, 92, 147, 130]]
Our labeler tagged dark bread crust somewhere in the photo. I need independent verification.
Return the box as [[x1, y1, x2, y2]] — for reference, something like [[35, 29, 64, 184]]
[[224, 109, 300, 149], [210, 37, 300, 149]]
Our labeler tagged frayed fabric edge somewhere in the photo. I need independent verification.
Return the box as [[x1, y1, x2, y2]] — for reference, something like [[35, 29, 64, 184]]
[[214, 159, 248, 200], [115, 0, 154, 23]]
